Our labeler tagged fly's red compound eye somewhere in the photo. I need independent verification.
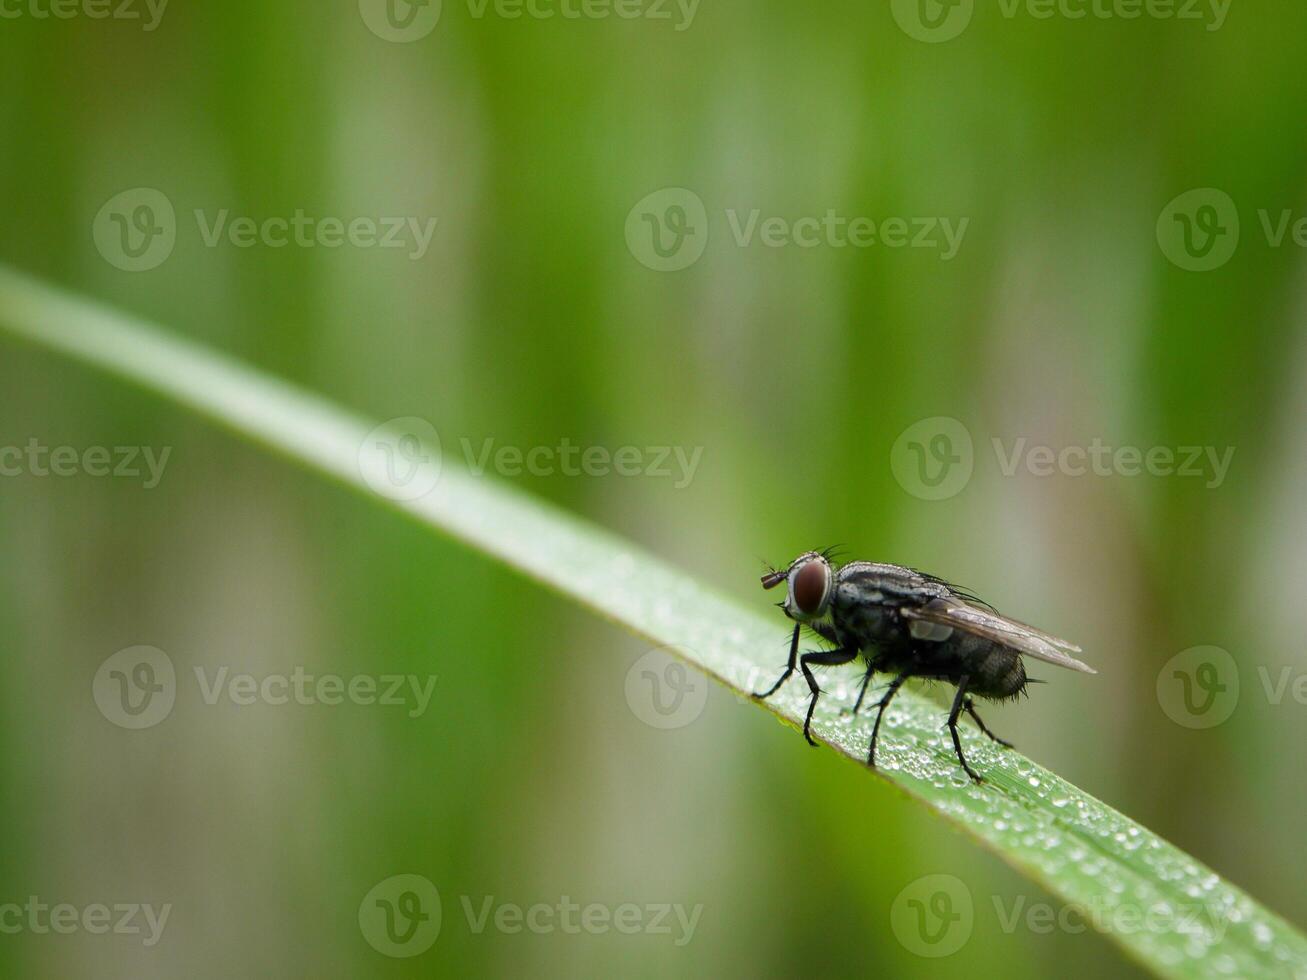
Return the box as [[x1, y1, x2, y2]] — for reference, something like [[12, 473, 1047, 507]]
[[793, 561, 828, 615]]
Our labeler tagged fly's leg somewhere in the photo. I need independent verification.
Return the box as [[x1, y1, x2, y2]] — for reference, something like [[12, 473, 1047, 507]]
[[867, 671, 910, 768], [754, 623, 801, 699], [851, 658, 878, 714], [964, 698, 1013, 749], [947, 677, 983, 783], [799, 647, 858, 746]]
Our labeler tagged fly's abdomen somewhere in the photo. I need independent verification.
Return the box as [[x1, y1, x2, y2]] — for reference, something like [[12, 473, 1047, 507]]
[[967, 645, 1027, 700]]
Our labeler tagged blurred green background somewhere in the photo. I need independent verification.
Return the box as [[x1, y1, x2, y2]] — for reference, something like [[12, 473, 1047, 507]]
[[2, 1, 1305, 976]]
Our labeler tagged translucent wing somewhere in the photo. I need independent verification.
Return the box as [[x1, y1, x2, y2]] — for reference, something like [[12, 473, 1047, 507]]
[[901, 598, 1096, 674]]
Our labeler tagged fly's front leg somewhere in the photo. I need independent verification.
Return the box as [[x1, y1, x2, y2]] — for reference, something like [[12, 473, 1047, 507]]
[[799, 647, 858, 745], [754, 623, 801, 699]]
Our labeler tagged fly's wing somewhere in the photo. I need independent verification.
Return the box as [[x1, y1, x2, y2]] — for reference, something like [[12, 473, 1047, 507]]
[[901, 598, 1096, 674]]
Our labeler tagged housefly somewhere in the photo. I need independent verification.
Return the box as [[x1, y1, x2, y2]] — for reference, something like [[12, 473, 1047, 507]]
[[754, 550, 1094, 782]]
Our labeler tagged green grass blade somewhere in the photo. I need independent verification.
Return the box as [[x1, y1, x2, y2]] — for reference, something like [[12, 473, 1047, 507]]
[[1, 264, 1303, 979]]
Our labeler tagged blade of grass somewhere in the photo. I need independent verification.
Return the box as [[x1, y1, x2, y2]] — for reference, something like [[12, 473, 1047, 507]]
[[0, 264, 1303, 979]]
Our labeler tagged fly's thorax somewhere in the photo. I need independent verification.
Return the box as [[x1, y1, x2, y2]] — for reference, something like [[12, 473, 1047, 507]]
[[836, 562, 950, 604], [833, 573, 885, 606], [830, 575, 900, 645]]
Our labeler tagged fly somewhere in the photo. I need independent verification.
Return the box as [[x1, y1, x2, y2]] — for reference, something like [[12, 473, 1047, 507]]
[[754, 550, 1094, 782]]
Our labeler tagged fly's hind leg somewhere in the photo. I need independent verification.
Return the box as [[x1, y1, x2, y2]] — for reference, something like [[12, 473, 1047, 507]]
[[946, 677, 983, 783], [867, 671, 910, 768], [851, 657, 878, 714], [964, 698, 1014, 749]]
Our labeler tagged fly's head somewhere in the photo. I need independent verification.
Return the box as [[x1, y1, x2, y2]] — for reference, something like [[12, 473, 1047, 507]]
[[761, 551, 834, 624]]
